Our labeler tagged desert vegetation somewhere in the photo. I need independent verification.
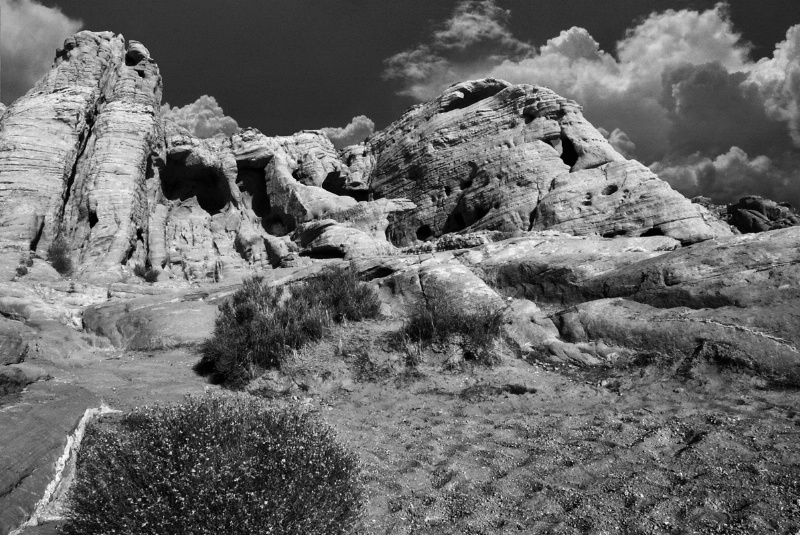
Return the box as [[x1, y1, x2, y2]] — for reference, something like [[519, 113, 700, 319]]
[[196, 265, 381, 386], [133, 262, 161, 283], [47, 235, 73, 275], [399, 288, 506, 366], [62, 393, 364, 535]]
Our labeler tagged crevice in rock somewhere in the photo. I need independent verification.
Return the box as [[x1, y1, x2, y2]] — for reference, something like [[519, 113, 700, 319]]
[[299, 247, 346, 260], [59, 117, 95, 231], [559, 133, 578, 169], [88, 210, 98, 228], [360, 266, 395, 281], [29, 219, 45, 252], [442, 84, 505, 112], [602, 229, 628, 239]]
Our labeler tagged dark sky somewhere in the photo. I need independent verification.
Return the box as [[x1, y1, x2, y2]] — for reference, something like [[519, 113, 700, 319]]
[[36, 0, 798, 136]]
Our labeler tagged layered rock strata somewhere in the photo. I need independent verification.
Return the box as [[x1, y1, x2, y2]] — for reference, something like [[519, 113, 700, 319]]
[[0, 33, 733, 285], [351, 78, 730, 246]]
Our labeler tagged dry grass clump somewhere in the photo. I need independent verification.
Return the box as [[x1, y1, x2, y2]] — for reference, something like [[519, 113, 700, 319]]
[[196, 265, 380, 387], [133, 262, 161, 283], [62, 393, 364, 535], [401, 289, 505, 365], [47, 236, 73, 275]]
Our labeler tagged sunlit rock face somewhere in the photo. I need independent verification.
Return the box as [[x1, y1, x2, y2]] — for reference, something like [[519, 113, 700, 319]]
[[0, 33, 732, 283], [356, 78, 731, 246]]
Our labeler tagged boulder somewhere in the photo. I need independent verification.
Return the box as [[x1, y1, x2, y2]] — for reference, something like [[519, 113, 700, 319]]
[[728, 196, 800, 233], [293, 220, 395, 260], [555, 298, 800, 385], [584, 226, 800, 309], [458, 232, 680, 306]]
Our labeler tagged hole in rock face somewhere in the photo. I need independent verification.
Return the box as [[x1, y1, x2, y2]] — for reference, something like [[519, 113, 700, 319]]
[[161, 157, 230, 215], [88, 210, 98, 228], [443, 211, 467, 234], [300, 246, 346, 260], [416, 224, 433, 241], [444, 185, 452, 196], [236, 167, 269, 220], [442, 84, 505, 112], [474, 205, 490, 221], [640, 227, 665, 237], [408, 164, 424, 182], [602, 184, 619, 196], [602, 229, 628, 239], [559, 134, 578, 168]]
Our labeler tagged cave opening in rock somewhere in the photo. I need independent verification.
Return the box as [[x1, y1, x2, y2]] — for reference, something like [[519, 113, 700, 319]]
[[88, 210, 98, 228], [322, 171, 370, 201], [416, 224, 433, 241], [559, 134, 579, 168], [640, 227, 665, 237], [161, 157, 230, 215], [443, 211, 467, 234], [236, 167, 269, 221]]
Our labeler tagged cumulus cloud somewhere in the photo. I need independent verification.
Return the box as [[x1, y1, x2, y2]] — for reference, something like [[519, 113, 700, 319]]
[[161, 95, 239, 138], [651, 147, 800, 205], [320, 115, 375, 149], [383, 0, 533, 101], [383, 1, 800, 207], [0, 0, 82, 104]]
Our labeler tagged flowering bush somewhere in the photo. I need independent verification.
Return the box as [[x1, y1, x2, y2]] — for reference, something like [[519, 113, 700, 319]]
[[196, 265, 380, 386], [63, 393, 364, 535]]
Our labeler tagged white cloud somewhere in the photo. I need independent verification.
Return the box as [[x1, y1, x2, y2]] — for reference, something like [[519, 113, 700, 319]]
[[161, 95, 239, 139], [651, 147, 800, 205], [0, 0, 82, 104], [320, 115, 375, 149], [383, 0, 532, 101], [383, 2, 800, 206]]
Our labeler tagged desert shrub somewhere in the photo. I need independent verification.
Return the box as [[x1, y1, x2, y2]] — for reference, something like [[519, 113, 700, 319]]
[[62, 393, 363, 535], [302, 265, 381, 322], [401, 289, 505, 364], [47, 236, 73, 275], [133, 262, 161, 283], [133, 262, 147, 278], [197, 266, 380, 386], [15, 265, 28, 277]]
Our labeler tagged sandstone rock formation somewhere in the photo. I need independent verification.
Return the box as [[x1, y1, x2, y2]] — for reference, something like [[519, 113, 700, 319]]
[[2, 30, 800, 532], [728, 195, 800, 233], [351, 78, 730, 246]]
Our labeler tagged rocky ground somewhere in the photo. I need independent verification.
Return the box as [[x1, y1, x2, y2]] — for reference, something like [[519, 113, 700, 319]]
[[4, 317, 799, 535]]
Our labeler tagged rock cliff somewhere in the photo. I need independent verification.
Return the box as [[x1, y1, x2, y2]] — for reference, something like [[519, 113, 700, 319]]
[[0, 35, 733, 283]]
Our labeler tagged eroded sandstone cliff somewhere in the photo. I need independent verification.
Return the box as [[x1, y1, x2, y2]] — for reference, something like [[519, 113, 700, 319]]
[[0, 32, 734, 284]]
